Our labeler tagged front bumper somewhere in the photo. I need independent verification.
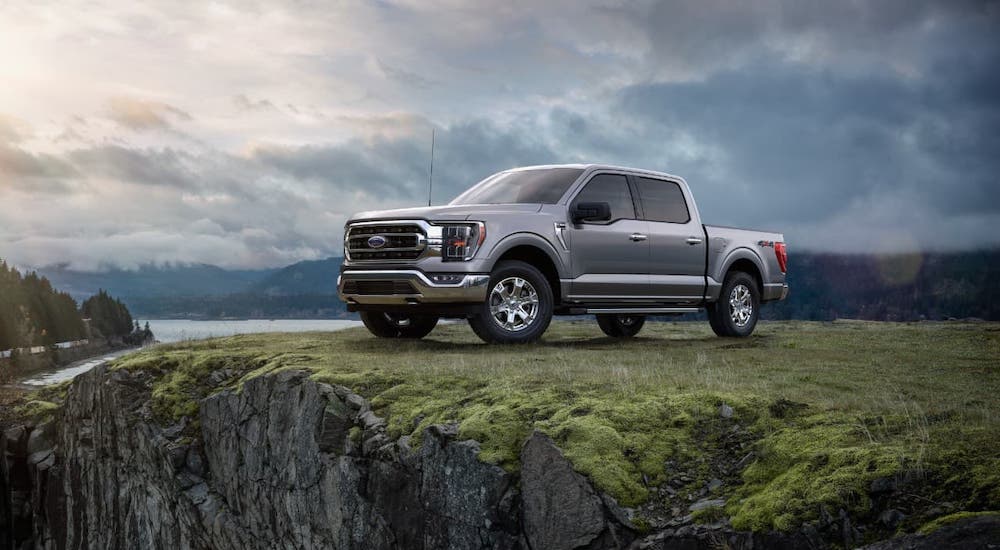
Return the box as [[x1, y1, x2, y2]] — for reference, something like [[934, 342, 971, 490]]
[[338, 270, 490, 305]]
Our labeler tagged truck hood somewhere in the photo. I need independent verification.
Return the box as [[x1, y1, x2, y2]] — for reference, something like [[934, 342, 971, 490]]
[[348, 203, 542, 224]]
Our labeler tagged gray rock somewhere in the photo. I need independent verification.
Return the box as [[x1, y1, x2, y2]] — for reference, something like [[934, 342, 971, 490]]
[[858, 514, 1000, 549], [317, 395, 353, 454], [185, 447, 205, 477], [719, 403, 734, 418], [25, 422, 54, 455], [520, 430, 606, 550], [359, 409, 386, 431], [2, 365, 545, 550], [880, 509, 906, 529], [689, 498, 726, 512], [734, 451, 756, 471], [706, 478, 723, 493], [870, 476, 898, 494], [207, 368, 236, 386]]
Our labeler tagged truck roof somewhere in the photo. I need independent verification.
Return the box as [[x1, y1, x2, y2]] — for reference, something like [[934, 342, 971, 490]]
[[507, 163, 686, 183]]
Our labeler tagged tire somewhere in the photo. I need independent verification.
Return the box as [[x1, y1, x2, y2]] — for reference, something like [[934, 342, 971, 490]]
[[468, 260, 553, 344], [360, 311, 438, 339], [707, 271, 760, 337], [596, 314, 646, 338]]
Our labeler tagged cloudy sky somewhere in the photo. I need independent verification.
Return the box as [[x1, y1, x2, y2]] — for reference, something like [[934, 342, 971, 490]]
[[1, 0, 998, 270]]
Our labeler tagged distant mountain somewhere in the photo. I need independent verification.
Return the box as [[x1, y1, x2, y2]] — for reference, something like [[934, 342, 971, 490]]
[[764, 249, 1000, 321], [35, 251, 1000, 321], [249, 257, 343, 296], [38, 263, 277, 302]]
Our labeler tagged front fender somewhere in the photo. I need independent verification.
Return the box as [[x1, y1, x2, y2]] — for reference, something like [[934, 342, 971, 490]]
[[484, 232, 568, 278]]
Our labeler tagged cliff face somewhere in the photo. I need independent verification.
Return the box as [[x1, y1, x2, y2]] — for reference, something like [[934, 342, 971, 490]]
[[3, 365, 996, 550], [1, 366, 634, 549]]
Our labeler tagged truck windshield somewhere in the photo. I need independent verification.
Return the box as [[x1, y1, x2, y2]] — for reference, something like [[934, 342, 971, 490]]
[[449, 168, 584, 205]]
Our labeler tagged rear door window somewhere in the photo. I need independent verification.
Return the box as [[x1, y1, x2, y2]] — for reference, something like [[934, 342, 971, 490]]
[[635, 177, 690, 223]]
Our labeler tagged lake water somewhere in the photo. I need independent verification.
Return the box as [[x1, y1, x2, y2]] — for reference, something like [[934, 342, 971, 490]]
[[141, 319, 363, 343], [15, 319, 362, 386]]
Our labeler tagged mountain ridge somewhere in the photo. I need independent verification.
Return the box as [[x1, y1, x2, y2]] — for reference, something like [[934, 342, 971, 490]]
[[33, 250, 1000, 321]]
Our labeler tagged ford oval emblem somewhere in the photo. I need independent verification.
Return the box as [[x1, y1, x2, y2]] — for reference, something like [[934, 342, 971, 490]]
[[367, 235, 388, 249]]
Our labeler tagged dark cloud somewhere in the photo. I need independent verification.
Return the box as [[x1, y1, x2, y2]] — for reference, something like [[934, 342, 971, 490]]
[[4, 0, 1000, 269], [375, 57, 437, 90], [609, 11, 1000, 230], [0, 144, 78, 186], [233, 94, 278, 112], [68, 145, 198, 189], [250, 117, 568, 206]]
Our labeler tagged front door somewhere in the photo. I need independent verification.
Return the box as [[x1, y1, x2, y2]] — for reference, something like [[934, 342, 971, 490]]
[[633, 175, 706, 303], [565, 173, 650, 299]]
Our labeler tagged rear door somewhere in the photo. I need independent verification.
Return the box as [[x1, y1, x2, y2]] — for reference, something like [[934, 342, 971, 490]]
[[634, 175, 706, 303], [565, 172, 650, 298]]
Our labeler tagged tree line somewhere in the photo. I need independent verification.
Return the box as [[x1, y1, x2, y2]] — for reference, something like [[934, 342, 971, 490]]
[[0, 261, 137, 351]]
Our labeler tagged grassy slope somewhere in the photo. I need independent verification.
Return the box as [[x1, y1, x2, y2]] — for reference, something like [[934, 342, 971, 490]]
[[102, 320, 1000, 534]]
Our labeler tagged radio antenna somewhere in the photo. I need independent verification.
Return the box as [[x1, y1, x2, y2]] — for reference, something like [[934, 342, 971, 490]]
[[427, 128, 435, 206]]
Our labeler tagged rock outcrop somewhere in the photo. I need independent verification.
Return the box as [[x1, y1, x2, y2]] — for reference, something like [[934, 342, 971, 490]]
[[0, 366, 633, 549], [3, 365, 995, 550]]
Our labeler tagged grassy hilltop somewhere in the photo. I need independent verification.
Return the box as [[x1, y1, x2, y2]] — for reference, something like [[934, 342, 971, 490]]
[[37, 320, 1000, 536]]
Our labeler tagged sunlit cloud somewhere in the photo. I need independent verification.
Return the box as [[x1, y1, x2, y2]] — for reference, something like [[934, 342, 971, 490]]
[[0, 0, 997, 270]]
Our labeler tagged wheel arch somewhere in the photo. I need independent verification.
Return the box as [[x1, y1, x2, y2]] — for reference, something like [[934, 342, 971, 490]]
[[486, 233, 565, 305], [718, 248, 765, 292]]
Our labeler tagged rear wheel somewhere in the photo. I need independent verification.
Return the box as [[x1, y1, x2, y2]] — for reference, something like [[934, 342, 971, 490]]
[[596, 314, 646, 338], [707, 271, 759, 337], [360, 311, 438, 339], [468, 260, 553, 344]]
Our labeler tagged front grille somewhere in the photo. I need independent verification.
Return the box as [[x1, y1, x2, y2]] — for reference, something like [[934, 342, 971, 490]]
[[342, 280, 418, 295], [346, 223, 426, 262], [348, 234, 418, 249]]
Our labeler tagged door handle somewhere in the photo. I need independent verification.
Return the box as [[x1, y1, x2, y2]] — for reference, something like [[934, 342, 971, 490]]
[[629, 233, 648, 242], [685, 237, 703, 245]]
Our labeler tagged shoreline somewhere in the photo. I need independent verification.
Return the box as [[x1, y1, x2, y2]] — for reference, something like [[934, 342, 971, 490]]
[[1, 345, 141, 388]]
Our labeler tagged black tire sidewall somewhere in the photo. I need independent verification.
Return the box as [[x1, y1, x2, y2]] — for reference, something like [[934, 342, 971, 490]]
[[596, 314, 646, 337], [716, 272, 760, 337], [360, 311, 438, 339], [469, 261, 553, 344]]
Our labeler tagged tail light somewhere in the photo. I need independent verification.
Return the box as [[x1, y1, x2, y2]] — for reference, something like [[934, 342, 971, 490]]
[[774, 242, 787, 273]]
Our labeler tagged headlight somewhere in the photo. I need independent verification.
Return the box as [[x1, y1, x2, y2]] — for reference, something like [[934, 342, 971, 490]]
[[439, 222, 485, 262]]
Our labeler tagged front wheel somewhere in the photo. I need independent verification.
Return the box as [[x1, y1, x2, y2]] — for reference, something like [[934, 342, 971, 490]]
[[360, 311, 438, 339], [707, 271, 760, 337], [468, 260, 553, 344], [596, 314, 646, 338]]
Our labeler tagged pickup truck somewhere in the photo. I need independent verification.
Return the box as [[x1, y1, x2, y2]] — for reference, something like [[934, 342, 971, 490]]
[[338, 164, 788, 344]]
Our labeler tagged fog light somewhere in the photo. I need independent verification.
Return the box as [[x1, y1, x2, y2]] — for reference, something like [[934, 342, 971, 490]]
[[431, 274, 464, 284]]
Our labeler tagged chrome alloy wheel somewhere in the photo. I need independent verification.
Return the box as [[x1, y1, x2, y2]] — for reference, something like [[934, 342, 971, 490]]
[[384, 313, 412, 327], [729, 283, 753, 327], [489, 276, 540, 332]]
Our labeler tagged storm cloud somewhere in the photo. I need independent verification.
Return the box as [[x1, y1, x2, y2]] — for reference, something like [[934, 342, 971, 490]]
[[0, 0, 997, 270]]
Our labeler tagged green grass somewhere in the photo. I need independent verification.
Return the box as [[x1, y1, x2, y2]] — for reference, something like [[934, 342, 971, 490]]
[[107, 320, 999, 532]]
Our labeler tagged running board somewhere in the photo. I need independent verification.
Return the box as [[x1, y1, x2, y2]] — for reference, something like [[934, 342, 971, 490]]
[[584, 307, 701, 314]]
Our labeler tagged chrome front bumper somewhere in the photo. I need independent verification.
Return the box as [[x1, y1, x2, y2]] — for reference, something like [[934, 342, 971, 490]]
[[338, 270, 490, 305]]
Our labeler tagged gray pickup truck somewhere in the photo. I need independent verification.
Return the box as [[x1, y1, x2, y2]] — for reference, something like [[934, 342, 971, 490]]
[[338, 164, 788, 343]]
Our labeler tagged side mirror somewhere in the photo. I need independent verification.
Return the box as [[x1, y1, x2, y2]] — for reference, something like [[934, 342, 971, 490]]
[[572, 202, 612, 223]]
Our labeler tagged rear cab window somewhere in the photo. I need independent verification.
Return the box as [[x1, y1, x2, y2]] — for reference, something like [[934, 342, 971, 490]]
[[634, 176, 690, 223]]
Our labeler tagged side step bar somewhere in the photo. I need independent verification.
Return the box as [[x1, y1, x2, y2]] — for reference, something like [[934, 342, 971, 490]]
[[584, 307, 701, 314]]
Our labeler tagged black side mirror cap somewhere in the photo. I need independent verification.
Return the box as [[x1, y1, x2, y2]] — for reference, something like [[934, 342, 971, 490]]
[[572, 202, 612, 223]]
